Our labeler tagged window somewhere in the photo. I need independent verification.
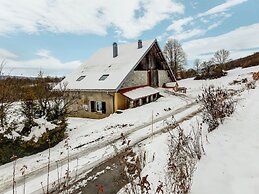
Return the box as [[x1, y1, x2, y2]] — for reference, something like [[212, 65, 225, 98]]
[[96, 101, 103, 112], [153, 93, 158, 100], [90, 101, 106, 113], [136, 99, 143, 106], [99, 74, 109, 81], [146, 96, 149, 103], [76, 75, 86, 81], [142, 97, 147, 104], [129, 101, 134, 108], [150, 95, 153, 102]]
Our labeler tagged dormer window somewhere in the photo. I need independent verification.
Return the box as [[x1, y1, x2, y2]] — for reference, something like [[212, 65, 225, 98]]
[[76, 75, 86, 81], [99, 74, 109, 81]]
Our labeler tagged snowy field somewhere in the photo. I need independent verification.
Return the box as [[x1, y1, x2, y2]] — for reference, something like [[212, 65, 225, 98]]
[[118, 65, 259, 194], [191, 84, 259, 194], [1, 65, 259, 194]]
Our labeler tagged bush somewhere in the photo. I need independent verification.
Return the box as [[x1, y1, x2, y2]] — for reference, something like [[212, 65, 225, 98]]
[[20, 120, 38, 136], [195, 66, 227, 80], [167, 117, 204, 194], [0, 134, 22, 164], [0, 120, 67, 165], [0, 73, 69, 165], [197, 86, 235, 132]]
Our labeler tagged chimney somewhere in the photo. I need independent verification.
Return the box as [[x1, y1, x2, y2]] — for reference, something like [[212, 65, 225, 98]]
[[113, 42, 118, 58], [138, 39, 142, 49]]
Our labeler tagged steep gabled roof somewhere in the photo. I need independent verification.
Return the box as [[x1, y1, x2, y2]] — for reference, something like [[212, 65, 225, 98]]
[[57, 39, 166, 92]]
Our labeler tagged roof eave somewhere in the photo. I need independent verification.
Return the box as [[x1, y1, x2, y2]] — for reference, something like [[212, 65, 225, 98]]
[[63, 88, 117, 93]]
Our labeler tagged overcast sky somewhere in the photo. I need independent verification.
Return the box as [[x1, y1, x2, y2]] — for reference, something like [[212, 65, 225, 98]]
[[0, 0, 258, 77]]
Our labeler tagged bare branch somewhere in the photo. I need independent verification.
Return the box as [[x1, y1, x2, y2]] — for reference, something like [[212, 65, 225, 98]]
[[0, 60, 7, 76], [212, 49, 230, 65], [163, 39, 187, 78]]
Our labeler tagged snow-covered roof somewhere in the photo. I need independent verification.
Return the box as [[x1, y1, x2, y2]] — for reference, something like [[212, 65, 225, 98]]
[[122, 86, 159, 100], [58, 40, 156, 92]]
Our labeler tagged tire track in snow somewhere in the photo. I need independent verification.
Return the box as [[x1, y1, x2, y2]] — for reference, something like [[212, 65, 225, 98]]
[[1, 101, 199, 194], [57, 104, 202, 194]]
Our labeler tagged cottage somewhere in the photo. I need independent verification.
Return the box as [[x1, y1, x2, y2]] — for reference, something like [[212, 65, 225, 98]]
[[58, 39, 176, 118]]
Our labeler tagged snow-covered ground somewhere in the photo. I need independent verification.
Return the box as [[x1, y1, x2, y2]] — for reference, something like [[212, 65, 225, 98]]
[[118, 66, 259, 194], [0, 83, 193, 193], [180, 66, 259, 98], [1, 65, 259, 194], [191, 83, 259, 194]]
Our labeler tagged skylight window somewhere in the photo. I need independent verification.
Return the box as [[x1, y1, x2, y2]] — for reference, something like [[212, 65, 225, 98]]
[[99, 74, 109, 81], [76, 75, 86, 81]]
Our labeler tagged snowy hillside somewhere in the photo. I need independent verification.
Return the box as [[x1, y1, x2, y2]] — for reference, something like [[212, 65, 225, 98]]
[[118, 66, 259, 194]]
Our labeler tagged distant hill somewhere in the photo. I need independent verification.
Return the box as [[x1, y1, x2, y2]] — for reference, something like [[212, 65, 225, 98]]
[[0, 75, 64, 82], [0, 75, 37, 80], [223, 52, 259, 70], [181, 52, 259, 80]]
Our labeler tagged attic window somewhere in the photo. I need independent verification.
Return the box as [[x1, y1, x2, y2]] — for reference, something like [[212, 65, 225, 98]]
[[76, 75, 86, 81], [99, 74, 109, 81]]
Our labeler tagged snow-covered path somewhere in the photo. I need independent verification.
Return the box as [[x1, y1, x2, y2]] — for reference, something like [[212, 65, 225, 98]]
[[191, 86, 259, 194]]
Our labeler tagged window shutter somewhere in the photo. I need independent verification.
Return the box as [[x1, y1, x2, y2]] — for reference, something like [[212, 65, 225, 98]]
[[91, 101, 95, 112], [102, 102, 106, 113]]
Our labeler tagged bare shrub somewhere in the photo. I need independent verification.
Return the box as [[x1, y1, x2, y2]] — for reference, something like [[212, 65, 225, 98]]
[[197, 86, 235, 132], [119, 133, 150, 194], [121, 147, 150, 194], [246, 81, 256, 90], [191, 122, 205, 160], [253, 72, 259, 81], [47, 83, 77, 122], [166, 117, 202, 194], [155, 181, 164, 194], [64, 135, 71, 193]]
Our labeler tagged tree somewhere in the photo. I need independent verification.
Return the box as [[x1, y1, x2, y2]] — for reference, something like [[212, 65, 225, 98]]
[[163, 38, 187, 78], [194, 58, 201, 74], [20, 87, 38, 136], [212, 49, 230, 66], [0, 78, 16, 129], [0, 60, 6, 76], [201, 60, 214, 75], [34, 76, 52, 117], [47, 83, 77, 122]]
